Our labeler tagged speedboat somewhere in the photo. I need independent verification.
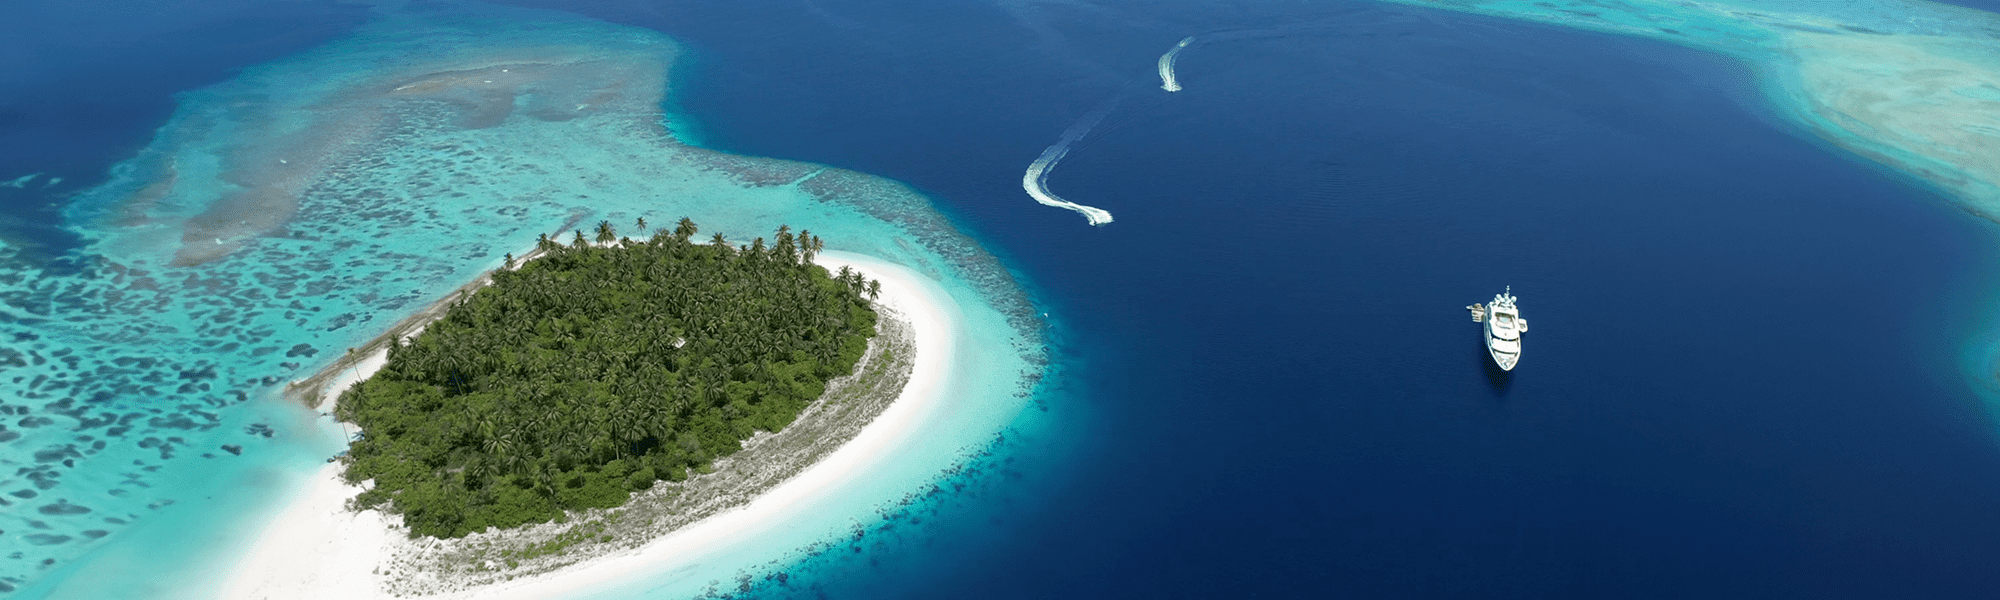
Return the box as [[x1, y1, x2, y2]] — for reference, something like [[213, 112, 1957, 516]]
[[1467, 287, 1527, 371]]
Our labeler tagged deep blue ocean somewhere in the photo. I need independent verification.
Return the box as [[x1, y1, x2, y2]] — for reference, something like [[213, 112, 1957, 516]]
[[12, 0, 2000, 597]]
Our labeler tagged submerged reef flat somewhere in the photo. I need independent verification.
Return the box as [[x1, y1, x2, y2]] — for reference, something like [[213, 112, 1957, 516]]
[[1781, 32, 2000, 217], [5, 3, 1046, 597]]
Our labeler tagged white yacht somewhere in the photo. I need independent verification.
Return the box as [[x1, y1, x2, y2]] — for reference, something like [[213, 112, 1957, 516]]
[[1466, 287, 1527, 371]]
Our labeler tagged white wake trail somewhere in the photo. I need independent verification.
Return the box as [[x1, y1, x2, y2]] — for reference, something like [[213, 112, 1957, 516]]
[[1157, 36, 1193, 92], [1023, 100, 1119, 226]]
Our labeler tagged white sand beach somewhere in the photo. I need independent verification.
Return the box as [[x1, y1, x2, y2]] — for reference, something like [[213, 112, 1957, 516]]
[[211, 251, 962, 599]]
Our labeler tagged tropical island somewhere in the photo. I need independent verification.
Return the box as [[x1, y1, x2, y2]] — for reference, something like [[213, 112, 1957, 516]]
[[332, 219, 883, 538], [152, 12, 1037, 599], [217, 215, 952, 597]]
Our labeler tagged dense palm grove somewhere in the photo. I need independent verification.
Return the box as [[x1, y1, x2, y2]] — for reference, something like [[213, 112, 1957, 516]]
[[335, 219, 879, 538]]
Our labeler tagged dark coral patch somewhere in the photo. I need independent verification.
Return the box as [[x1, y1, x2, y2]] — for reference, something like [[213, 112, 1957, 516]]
[[39, 501, 91, 515]]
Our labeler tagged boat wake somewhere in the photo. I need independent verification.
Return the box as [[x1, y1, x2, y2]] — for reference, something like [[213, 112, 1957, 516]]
[[1157, 36, 1193, 92], [1022, 33, 1214, 225], [1023, 97, 1120, 226]]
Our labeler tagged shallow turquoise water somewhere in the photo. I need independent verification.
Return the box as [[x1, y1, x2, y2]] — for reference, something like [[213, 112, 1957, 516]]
[[15, 0, 2000, 596], [3, 3, 1049, 596]]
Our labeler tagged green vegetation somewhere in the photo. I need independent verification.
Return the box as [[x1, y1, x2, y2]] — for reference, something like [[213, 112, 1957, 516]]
[[335, 220, 877, 538]]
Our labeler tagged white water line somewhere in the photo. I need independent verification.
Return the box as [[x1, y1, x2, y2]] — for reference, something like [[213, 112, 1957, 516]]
[[1157, 36, 1193, 92], [1022, 100, 1119, 226]]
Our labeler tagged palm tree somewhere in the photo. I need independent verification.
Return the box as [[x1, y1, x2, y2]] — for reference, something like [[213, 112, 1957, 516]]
[[572, 230, 589, 249], [534, 461, 561, 508], [595, 221, 617, 245], [773, 226, 799, 264], [634, 217, 648, 238], [675, 217, 699, 240], [464, 458, 492, 490]]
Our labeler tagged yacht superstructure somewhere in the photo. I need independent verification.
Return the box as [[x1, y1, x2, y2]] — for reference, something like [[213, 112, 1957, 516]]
[[1467, 287, 1526, 371]]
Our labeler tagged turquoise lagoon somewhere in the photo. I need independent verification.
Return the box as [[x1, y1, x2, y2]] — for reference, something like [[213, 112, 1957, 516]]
[[18, 0, 2000, 595], [3, 3, 1051, 597]]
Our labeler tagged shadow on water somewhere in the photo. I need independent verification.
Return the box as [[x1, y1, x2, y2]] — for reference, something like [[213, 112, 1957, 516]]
[[1478, 336, 1513, 395]]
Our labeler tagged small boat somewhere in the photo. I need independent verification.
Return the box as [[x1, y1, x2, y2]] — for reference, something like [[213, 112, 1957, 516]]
[[1468, 287, 1527, 370]]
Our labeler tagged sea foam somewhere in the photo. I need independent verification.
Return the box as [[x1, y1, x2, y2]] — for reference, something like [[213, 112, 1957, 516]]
[[1023, 98, 1121, 226], [1158, 36, 1193, 92]]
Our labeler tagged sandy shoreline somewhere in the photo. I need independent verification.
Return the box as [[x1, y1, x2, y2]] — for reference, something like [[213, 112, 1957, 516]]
[[210, 250, 960, 599]]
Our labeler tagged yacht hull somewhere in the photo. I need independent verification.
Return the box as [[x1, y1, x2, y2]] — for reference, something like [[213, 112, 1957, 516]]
[[1486, 332, 1518, 371], [1476, 288, 1525, 371]]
